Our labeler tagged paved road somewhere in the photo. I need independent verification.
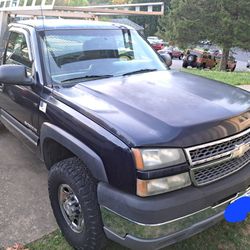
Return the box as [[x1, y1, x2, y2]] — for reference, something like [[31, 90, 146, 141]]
[[0, 129, 57, 248], [233, 49, 250, 62]]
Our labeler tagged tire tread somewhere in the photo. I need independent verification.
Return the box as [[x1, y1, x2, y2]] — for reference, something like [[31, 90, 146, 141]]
[[48, 157, 107, 250]]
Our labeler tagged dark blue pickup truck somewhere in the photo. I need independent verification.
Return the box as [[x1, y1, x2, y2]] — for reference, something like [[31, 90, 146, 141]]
[[0, 19, 250, 250]]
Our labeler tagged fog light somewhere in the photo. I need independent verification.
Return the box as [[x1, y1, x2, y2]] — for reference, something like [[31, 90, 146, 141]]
[[137, 172, 191, 197]]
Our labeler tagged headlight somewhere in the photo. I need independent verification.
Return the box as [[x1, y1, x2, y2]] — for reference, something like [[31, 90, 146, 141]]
[[133, 148, 186, 170], [137, 172, 191, 197]]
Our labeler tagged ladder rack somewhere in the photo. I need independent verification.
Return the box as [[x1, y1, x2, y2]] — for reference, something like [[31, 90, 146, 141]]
[[0, 0, 55, 11], [0, 1, 164, 18], [0, 1, 164, 52]]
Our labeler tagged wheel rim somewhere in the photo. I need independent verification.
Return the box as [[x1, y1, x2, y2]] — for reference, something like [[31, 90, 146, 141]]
[[58, 184, 85, 233]]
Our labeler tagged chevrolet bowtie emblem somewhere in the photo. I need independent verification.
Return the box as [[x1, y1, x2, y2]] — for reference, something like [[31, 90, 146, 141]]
[[232, 143, 250, 159]]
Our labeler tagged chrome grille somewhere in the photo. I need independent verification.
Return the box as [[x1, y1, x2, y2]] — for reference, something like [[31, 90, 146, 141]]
[[185, 128, 250, 186], [188, 130, 250, 164], [191, 150, 250, 186]]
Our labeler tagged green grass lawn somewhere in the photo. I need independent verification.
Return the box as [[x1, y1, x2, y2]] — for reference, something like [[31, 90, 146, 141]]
[[25, 70, 250, 250], [182, 68, 250, 85]]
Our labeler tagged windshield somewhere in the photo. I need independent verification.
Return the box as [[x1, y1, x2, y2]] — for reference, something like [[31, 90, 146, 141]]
[[39, 28, 166, 84]]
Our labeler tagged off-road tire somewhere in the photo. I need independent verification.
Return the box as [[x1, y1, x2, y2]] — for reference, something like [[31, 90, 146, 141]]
[[187, 55, 195, 62], [48, 157, 107, 250], [182, 61, 188, 68], [231, 65, 236, 72]]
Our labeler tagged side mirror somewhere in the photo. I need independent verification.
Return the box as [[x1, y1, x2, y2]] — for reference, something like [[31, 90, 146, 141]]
[[159, 53, 172, 69], [0, 64, 34, 86]]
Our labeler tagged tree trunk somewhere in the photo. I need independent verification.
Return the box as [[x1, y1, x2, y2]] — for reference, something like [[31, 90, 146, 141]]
[[219, 47, 230, 71]]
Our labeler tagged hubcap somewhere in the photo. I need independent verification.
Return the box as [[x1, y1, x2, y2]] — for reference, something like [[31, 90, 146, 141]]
[[58, 184, 85, 233]]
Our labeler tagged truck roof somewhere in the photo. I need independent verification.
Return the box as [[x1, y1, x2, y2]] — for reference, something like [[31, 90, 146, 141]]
[[14, 19, 134, 31]]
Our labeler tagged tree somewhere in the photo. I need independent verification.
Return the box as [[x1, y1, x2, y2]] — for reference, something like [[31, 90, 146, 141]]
[[158, 0, 250, 70], [130, 0, 171, 37]]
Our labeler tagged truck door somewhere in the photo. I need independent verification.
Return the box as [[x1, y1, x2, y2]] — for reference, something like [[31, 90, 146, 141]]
[[0, 29, 40, 148]]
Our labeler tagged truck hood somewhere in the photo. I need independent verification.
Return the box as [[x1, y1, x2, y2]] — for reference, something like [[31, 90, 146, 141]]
[[54, 71, 250, 147]]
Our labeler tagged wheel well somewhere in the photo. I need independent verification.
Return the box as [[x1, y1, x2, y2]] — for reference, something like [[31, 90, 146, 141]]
[[42, 138, 74, 170]]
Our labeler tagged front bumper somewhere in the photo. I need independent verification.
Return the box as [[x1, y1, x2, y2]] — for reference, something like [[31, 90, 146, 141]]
[[101, 188, 250, 250], [98, 162, 250, 250], [103, 208, 223, 250]]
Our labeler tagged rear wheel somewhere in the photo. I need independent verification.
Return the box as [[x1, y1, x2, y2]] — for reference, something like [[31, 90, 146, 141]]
[[182, 61, 188, 68], [231, 65, 236, 72], [48, 157, 107, 250]]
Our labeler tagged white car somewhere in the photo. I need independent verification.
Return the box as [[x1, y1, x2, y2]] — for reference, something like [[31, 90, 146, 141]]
[[147, 36, 163, 44]]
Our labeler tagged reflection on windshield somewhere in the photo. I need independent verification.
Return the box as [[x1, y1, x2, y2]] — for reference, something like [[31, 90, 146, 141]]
[[40, 28, 166, 84]]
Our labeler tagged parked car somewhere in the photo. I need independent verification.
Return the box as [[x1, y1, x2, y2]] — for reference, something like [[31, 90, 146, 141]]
[[215, 54, 237, 72], [147, 36, 165, 51], [160, 46, 183, 59], [182, 49, 216, 69], [209, 49, 222, 57], [227, 57, 237, 72], [147, 36, 163, 44], [150, 42, 164, 51], [172, 47, 184, 59], [1, 19, 250, 250]]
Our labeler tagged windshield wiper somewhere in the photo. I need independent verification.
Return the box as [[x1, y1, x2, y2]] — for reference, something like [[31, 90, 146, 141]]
[[122, 69, 158, 76], [61, 75, 114, 84]]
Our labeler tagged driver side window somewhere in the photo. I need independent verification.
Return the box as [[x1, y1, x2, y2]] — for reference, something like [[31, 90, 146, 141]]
[[5, 32, 32, 70]]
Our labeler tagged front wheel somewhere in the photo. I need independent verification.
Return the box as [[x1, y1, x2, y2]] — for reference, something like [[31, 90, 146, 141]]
[[48, 157, 107, 250]]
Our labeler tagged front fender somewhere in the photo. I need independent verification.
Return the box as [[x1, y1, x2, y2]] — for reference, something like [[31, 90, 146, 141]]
[[40, 122, 108, 183]]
